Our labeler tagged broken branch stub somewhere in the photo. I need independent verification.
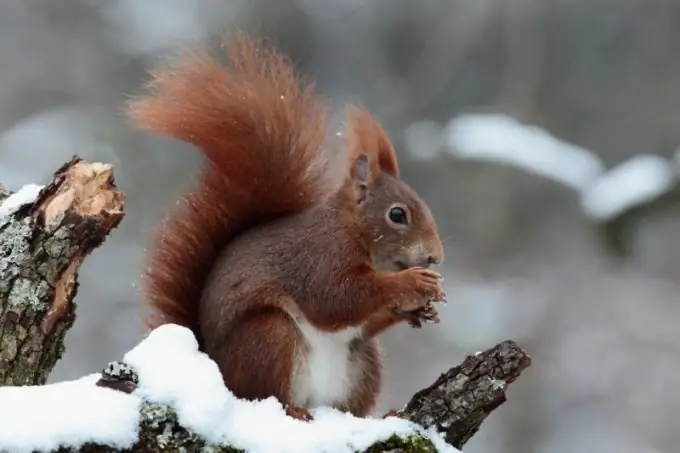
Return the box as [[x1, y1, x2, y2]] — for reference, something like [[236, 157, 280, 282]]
[[397, 340, 531, 448], [0, 156, 125, 386]]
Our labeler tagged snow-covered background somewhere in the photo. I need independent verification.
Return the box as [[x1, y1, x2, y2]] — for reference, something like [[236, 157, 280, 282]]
[[1, 1, 680, 452]]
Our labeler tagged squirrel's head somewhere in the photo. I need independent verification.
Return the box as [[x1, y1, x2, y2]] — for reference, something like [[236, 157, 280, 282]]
[[342, 107, 444, 272]]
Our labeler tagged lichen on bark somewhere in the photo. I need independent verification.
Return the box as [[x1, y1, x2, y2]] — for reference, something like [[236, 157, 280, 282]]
[[399, 341, 531, 449], [0, 157, 125, 386]]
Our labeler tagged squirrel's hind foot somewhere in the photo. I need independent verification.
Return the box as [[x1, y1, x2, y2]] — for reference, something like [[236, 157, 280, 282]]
[[285, 405, 314, 422]]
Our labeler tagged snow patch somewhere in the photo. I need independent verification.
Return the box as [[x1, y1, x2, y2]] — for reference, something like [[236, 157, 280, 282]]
[[0, 324, 459, 453], [443, 113, 604, 190], [0, 374, 140, 453], [125, 324, 460, 453], [580, 154, 676, 221], [442, 113, 680, 221], [0, 184, 44, 219]]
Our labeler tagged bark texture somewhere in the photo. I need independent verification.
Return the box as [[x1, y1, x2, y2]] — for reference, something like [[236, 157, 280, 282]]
[[398, 341, 531, 448], [0, 157, 125, 386]]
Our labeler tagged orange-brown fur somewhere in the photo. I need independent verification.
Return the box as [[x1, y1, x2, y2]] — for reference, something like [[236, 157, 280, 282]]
[[129, 36, 444, 417], [345, 106, 400, 179], [129, 37, 331, 337]]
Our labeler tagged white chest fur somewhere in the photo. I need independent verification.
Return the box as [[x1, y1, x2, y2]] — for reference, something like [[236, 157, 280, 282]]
[[289, 319, 363, 409]]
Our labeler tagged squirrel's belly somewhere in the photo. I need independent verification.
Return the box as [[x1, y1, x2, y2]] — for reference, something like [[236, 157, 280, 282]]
[[289, 320, 364, 409]]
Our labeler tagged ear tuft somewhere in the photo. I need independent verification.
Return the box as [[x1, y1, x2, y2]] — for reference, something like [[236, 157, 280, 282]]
[[345, 106, 400, 179], [351, 153, 370, 183], [350, 153, 370, 204]]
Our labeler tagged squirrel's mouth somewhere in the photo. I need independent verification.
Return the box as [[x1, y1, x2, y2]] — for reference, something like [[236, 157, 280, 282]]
[[395, 261, 410, 271], [394, 258, 434, 271]]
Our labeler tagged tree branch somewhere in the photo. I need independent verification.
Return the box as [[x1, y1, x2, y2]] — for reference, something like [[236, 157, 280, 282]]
[[0, 157, 124, 386], [398, 341, 531, 448], [0, 158, 531, 453]]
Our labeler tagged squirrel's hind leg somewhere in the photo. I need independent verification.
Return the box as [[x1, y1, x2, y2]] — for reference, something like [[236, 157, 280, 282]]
[[209, 306, 300, 408], [336, 338, 382, 417]]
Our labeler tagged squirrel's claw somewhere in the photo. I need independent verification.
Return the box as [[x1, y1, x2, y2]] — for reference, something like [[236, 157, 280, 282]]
[[383, 407, 403, 418], [393, 300, 441, 328], [285, 406, 314, 422], [418, 302, 441, 324], [392, 307, 424, 327]]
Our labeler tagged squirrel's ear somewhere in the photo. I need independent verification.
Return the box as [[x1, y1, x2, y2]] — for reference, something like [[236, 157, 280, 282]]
[[349, 153, 371, 204], [345, 106, 400, 179]]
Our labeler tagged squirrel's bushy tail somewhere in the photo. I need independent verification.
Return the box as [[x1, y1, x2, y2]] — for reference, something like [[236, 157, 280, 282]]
[[128, 36, 331, 339]]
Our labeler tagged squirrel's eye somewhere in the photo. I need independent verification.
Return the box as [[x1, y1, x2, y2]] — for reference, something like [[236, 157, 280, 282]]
[[387, 206, 408, 226]]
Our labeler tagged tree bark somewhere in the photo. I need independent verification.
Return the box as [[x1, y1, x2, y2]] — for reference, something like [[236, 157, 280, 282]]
[[0, 157, 124, 386], [0, 158, 531, 452], [399, 341, 531, 449]]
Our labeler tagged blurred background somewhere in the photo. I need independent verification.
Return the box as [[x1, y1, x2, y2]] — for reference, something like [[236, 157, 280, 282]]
[[1, 1, 680, 452]]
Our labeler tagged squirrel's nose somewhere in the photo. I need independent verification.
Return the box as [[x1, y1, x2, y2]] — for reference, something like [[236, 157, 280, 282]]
[[425, 242, 444, 266], [413, 241, 444, 268]]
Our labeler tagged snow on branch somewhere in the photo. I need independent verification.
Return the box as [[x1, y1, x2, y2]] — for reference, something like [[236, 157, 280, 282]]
[[443, 113, 605, 191], [0, 325, 529, 453], [0, 158, 531, 453], [435, 113, 680, 225]]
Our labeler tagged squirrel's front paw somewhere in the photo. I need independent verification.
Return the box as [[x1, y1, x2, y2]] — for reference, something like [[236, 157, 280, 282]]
[[383, 407, 403, 418], [394, 301, 441, 328], [393, 267, 445, 312]]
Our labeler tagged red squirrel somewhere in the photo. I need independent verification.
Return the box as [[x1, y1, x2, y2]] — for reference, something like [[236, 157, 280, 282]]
[[128, 36, 446, 418]]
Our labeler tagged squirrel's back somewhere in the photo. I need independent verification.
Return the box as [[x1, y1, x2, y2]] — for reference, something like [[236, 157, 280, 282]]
[[127, 36, 333, 340]]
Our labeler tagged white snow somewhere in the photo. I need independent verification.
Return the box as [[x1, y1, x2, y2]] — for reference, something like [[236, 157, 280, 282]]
[[443, 113, 605, 191], [124, 324, 459, 453], [0, 183, 44, 219], [441, 112, 680, 222], [0, 324, 460, 453], [0, 374, 140, 453], [580, 154, 677, 221]]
